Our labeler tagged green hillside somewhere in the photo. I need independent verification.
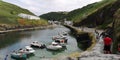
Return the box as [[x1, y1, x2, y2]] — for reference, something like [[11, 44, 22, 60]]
[[77, 0, 120, 28], [0, 0, 34, 24], [65, 0, 120, 53], [73, 0, 120, 29], [67, 0, 117, 27], [0, 1, 48, 30], [40, 12, 68, 21]]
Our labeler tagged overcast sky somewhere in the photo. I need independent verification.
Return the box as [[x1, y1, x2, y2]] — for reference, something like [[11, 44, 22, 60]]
[[3, 0, 101, 16]]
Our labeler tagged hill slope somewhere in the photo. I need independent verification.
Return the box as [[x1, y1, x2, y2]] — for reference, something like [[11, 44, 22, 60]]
[[0, 0, 35, 24], [67, 0, 120, 28], [67, 0, 120, 53], [67, 0, 116, 21], [40, 12, 68, 21], [0, 1, 48, 30]]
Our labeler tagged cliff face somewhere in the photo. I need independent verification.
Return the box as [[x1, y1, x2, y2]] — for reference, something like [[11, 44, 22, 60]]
[[74, 1, 120, 53], [112, 9, 120, 53], [114, 9, 120, 35], [67, 0, 120, 53], [73, 0, 120, 29], [67, 0, 116, 22]]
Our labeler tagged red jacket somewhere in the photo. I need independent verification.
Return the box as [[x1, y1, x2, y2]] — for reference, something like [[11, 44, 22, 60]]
[[103, 37, 112, 45]]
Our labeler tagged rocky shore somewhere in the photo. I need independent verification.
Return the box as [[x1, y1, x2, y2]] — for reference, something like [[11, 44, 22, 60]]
[[0, 24, 57, 34], [61, 25, 120, 60]]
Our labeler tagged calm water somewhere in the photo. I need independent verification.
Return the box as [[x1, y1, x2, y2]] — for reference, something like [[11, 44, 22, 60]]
[[0, 25, 82, 60]]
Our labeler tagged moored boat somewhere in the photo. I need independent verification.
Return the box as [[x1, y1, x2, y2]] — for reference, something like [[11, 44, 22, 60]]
[[46, 42, 62, 50], [55, 39, 67, 47], [18, 46, 35, 54], [30, 41, 46, 49], [11, 51, 27, 59], [52, 34, 68, 43]]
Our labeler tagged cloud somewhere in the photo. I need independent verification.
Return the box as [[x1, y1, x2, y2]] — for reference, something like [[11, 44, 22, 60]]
[[3, 0, 101, 16]]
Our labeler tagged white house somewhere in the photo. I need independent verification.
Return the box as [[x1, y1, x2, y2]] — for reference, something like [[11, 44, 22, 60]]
[[18, 13, 40, 20]]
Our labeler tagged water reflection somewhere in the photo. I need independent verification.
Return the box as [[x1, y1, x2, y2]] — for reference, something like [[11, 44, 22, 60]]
[[0, 26, 81, 60], [0, 32, 32, 49], [27, 54, 35, 58], [11, 58, 27, 60]]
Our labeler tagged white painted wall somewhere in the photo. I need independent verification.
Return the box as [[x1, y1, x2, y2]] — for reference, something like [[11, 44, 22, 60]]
[[18, 13, 40, 20]]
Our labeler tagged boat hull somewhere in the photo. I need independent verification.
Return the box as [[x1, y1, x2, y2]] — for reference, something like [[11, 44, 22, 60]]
[[31, 44, 46, 49], [46, 45, 62, 50], [11, 53, 27, 59]]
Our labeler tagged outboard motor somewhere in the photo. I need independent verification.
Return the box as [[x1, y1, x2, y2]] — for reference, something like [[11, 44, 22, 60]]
[[40, 44, 46, 49], [55, 40, 60, 43]]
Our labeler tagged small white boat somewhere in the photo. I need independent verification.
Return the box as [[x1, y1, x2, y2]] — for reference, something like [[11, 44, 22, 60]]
[[46, 42, 62, 50], [19, 46, 35, 54], [52, 35, 62, 40], [30, 41, 46, 49], [52, 34, 68, 41]]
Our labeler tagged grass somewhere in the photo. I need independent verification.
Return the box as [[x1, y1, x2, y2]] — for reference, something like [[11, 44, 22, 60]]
[[0, 0, 48, 27], [0, 0, 33, 24]]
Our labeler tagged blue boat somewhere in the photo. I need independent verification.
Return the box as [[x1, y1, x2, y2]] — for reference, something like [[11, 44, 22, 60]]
[[11, 52, 27, 59]]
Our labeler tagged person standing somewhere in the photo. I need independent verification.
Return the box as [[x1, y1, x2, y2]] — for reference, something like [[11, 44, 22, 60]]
[[103, 35, 112, 54], [95, 29, 99, 40], [4, 55, 8, 60]]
